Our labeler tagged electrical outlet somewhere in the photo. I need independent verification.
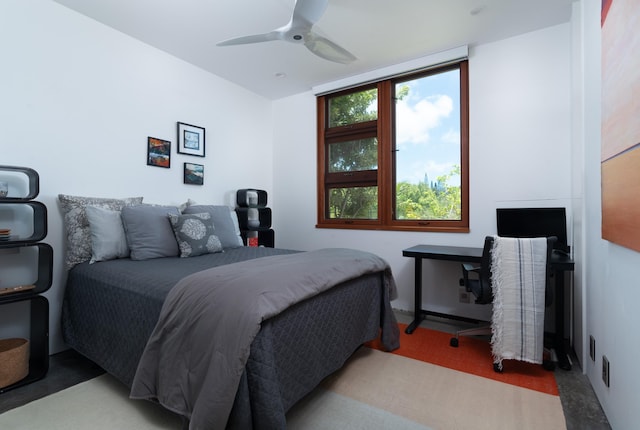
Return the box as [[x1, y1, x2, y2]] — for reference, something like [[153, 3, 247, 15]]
[[458, 288, 470, 304], [602, 355, 610, 387], [590, 336, 596, 361]]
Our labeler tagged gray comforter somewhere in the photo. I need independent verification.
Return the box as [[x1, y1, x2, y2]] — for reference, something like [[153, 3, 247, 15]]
[[130, 248, 399, 430]]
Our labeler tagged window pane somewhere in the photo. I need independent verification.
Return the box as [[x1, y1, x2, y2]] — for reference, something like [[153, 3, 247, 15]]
[[328, 138, 378, 173], [328, 187, 378, 219], [328, 88, 377, 128], [394, 70, 462, 221]]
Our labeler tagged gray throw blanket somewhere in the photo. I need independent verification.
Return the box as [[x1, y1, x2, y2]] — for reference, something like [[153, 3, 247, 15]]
[[490, 236, 548, 368], [130, 248, 398, 430]]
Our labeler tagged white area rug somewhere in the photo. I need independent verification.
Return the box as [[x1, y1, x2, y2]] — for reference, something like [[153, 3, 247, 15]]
[[0, 348, 565, 430], [0, 374, 182, 430]]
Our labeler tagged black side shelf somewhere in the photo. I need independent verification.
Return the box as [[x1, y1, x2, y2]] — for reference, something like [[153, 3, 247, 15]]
[[236, 188, 274, 248], [0, 243, 54, 301], [0, 296, 49, 394], [0, 165, 50, 394], [0, 165, 39, 201], [0, 202, 48, 244]]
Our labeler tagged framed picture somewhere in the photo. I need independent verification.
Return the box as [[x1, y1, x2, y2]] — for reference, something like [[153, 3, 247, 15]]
[[147, 137, 171, 168], [184, 162, 204, 185], [177, 122, 205, 157]]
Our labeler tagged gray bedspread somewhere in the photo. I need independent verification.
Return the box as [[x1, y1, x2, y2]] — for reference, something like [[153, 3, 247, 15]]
[[130, 248, 399, 430]]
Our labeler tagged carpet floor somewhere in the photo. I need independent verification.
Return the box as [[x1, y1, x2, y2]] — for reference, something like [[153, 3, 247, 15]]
[[367, 323, 558, 395], [288, 347, 565, 430], [0, 325, 566, 430]]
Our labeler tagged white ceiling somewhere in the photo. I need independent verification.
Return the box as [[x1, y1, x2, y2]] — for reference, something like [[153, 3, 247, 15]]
[[53, 0, 574, 100]]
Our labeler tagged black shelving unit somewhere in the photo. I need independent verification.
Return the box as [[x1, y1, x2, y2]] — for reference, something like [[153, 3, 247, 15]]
[[0, 165, 51, 394], [235, 189, 274, 248]]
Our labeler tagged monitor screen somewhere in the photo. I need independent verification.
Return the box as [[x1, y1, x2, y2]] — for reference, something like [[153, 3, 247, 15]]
[[496, 207, 569, 253]]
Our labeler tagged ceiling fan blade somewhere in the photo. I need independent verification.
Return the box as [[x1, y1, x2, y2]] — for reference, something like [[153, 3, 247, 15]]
[[216, 32, 279, 47], [216, 0, 354, 65], [305, 33, 356, 64], [292, 0, 328, 26]]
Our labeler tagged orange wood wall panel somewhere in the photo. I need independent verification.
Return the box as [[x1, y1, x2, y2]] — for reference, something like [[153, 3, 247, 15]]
[[602, 146, 640, 252]]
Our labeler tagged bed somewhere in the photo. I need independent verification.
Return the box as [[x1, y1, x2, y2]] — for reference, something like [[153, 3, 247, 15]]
[[61, 245, 399, 429]]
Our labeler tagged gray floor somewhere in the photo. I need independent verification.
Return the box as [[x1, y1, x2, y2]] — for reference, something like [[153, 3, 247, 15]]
[[0, 315, 611, 429]]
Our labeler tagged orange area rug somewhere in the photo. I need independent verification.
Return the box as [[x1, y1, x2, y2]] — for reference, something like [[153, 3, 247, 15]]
[[366, 323, 558, 396]]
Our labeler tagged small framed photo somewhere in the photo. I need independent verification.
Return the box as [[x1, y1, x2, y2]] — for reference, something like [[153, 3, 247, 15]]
[[177, 122, 205, 157], [184, 162, 204, 185], [147, 137, 171, 168]]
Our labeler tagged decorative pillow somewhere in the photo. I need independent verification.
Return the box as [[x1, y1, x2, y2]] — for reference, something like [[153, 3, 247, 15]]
[[182, 205, 244, 249], [178, 198, 198, 213], [85, 206, 129, 263], [121, 204, 180, 260], [58, 194, 143, 270], [169, 212, 223, 257]]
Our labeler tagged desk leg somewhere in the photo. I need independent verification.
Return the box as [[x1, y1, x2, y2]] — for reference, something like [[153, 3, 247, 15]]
[[555, 269, 571, 370], [405, 257, 424, 334]]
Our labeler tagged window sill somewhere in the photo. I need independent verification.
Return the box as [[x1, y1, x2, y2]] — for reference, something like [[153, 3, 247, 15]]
[[315, 222, 469, 233]]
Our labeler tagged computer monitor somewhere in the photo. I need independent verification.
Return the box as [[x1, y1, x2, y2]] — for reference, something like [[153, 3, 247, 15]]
[[496, 207, 569, 253]]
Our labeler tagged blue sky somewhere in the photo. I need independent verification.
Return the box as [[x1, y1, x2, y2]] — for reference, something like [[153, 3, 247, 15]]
[[394, 69, 461, 187]]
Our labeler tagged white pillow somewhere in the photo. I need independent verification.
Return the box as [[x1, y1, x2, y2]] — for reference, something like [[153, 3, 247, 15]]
[[85, 206, 130, 263]]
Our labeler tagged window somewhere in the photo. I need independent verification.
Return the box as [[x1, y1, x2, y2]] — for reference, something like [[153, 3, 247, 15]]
[[317, 60, 469, 232]]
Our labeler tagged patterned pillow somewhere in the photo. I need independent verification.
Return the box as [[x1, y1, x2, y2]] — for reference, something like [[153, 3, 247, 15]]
[[169, 212, 223, 257], [182, 205, 244, 249], [58, 194, 143, 270]]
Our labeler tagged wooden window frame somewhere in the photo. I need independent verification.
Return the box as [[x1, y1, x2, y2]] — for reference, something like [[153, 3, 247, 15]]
[[317, 60, 469, 233]]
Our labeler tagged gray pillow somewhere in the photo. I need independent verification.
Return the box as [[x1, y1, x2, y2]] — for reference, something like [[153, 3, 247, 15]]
[[169, 212, 223, 257], [58, 194, 143, 270], [182, 205, 244, 249], [121, 204, 180, 260], [85, 206, 129, 263]]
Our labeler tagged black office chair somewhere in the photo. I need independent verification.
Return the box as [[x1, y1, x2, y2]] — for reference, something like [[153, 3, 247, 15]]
[[449, 236, 495, 347], [449, 235, 556, 372]]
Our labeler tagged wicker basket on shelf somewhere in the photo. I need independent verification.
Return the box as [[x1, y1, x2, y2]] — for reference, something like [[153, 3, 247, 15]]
[[0, 338, 29, 388]]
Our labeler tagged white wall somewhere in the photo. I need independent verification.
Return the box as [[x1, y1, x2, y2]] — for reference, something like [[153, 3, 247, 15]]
[[273, 24, 573, 326], [6, 1, 636, 428], [576, 1, 640, 428], [0, 0, 274, 353]]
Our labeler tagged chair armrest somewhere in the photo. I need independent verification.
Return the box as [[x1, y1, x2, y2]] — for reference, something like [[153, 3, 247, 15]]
[[462, 263, 480, 273], [461, 263, 481, 291]]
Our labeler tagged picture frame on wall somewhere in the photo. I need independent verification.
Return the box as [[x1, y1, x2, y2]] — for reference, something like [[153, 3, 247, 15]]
[[147, 137, 171, 168], [177, 122, 205, 157], [184, 162, 204, 185]]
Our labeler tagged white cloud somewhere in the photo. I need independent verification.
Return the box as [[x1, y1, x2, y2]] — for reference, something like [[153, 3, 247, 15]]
[[441, 129, 460, 145], [396, 95, 453, 146]]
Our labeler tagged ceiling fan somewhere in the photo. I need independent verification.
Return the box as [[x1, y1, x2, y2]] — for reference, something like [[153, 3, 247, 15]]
[[216, 0, 356, 64]]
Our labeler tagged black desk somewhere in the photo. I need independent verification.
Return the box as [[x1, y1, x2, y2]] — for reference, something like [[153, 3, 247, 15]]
[[402, 244, 575, 370]]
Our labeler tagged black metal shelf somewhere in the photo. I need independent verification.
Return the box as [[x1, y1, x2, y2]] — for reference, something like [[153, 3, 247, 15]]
[[236, 189, 274, 248], [235, 207, 272, 230], [0, 296, 49, 394], [0, 201, 48, 244], [241, 229, 275, 248], [236, 188, 267, 208], [0, 165, 39, 201], [0, 166, 50, 394], [0, 243, 53, 302]]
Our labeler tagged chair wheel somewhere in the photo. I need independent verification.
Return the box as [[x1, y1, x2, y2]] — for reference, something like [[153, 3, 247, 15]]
[[493, 363, 503, 373], [449, 337, 459, 347]]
